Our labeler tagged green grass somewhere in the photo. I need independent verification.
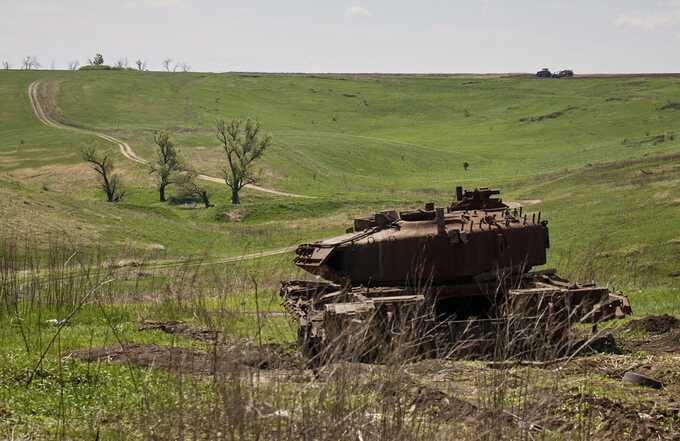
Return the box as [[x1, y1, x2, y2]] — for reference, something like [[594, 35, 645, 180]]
[[2, 69, 680, 440], [52, 72, 680, 195], [1, 69, 678, 288]]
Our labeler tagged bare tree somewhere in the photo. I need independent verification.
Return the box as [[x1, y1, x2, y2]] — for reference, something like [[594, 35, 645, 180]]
[[115, 57, 128, 69], [82, 147, 125, 202], [23, 56, 40, 70], [216, 119, 271, 205], [68, 60, 80, 71], [135, 59, 147, 71], [149, 131, 185, 202], [2, 61, 9, 70], [177, 62, 191, 72], [162, 58, 173, 72]]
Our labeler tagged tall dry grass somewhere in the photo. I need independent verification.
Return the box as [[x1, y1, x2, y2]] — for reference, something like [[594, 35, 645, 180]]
[[1, 239, 603, 440]]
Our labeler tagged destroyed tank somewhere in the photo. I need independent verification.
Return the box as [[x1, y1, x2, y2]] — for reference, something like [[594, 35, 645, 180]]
[[280, 187, 631, 362]]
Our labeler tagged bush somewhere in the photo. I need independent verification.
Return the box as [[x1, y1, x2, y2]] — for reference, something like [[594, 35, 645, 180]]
[[78, 64, 112, 71], [78, 65, 137, 72]]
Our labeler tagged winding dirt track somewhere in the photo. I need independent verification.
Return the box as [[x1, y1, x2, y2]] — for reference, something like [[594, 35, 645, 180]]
[[27, 80, 312, 199]]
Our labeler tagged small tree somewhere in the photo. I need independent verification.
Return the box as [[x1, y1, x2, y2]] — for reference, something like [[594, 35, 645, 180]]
[[68, 60, 80, 71], [181, 172, 213, 208], [23, 56, 40, 70], [162, 58, 173, 72], [89, 53, 105, 66], [135, 59, 147, 71], [82, 147, 125, 202], [2, 61, 9, 70], [149, 131, 184, 202], [216, 119, 271, 205]]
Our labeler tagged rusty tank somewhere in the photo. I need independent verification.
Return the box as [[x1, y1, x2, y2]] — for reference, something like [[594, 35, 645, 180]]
[[280, 187, 631, 362]]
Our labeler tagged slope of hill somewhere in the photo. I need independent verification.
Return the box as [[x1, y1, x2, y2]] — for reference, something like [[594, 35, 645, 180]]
[[0, 70, 678, 287]]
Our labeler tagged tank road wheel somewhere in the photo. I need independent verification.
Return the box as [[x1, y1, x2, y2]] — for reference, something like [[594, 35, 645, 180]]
[[297, 324, 321, 365]]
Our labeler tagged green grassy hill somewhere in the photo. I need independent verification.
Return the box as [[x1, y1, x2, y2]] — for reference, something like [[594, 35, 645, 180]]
[[0, 70, 678, 288], [51, 72, 680, 194], [1, 70, 680, 441]]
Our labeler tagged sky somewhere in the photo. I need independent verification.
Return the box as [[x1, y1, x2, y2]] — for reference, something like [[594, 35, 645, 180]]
[[1, 0, 679, 73]]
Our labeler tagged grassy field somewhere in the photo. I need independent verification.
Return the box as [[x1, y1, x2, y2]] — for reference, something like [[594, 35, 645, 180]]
[[1, 69, 678, 284], [39, 71, 680, 194], [1, 70, 679, 439]]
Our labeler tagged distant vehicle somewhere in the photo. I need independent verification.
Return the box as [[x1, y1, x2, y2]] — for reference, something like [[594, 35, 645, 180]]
[[536, 68, 552, 78], [553, 69, 574, 79]]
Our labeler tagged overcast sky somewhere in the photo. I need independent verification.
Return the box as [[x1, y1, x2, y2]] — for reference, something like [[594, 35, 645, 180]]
[[2, 0, 679, 73]]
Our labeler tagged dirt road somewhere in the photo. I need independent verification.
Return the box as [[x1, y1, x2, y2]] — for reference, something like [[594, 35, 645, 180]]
[[28, 80, 312, 199]]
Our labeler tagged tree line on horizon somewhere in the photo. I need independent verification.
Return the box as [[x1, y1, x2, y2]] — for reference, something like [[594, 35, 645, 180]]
[[1, 53, 190, 73]]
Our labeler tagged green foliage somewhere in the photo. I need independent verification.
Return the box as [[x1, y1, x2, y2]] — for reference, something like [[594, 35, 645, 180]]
[[79, 65, 112, 71], [90, 53, 105, 66], [216, 118, 271, 204], [149, 131, 186, 202]]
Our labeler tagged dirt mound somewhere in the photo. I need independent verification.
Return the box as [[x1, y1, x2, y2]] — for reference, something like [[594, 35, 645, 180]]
[[618, 329, 680, 356], [409, 386, 477, 420], [624, 314, 680, 334], [68, 344, 216, 375]]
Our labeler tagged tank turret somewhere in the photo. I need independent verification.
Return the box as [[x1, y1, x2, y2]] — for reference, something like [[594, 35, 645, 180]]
[[294, 186, 547, 286]]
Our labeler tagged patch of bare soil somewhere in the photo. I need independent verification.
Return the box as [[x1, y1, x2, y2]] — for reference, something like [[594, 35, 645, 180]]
[[137, 320, 221, 343], [69, 320, 305, 374], [621, 329, 680, 355], [408, 384, 478, 420], [624, 314, 680, 334], [68, 341, 305, 374], [555, 393, 680, 441], [68, 344, 216, 375]]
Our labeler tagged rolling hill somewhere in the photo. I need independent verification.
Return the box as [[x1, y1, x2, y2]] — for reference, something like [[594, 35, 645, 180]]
[[0, 70, 678, 288]]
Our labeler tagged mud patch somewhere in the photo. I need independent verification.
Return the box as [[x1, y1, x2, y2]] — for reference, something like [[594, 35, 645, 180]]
[[138, 320, 221, 343], [68, 340, 304, 374], [624, 314, 680, 334]]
